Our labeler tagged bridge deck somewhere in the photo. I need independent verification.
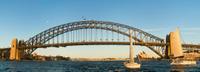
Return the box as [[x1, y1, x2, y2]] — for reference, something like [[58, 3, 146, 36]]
[[1, 42, 200, 50]]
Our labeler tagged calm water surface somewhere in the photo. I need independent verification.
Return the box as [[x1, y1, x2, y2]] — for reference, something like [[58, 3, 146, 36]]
[[0, 60, 200, 72]]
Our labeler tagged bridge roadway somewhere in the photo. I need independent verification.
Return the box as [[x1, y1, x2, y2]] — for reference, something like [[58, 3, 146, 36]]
[[1, 42, 200, 51]]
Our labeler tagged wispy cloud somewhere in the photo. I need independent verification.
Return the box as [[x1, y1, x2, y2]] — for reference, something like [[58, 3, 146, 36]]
[[0, 33, 6, 40], [179, 27, 200, 36], [143, 28, 168, 32], [181, 27, 200, 31], [144, 27, 200, 32]]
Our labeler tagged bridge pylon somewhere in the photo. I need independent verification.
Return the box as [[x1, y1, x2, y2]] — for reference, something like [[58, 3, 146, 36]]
[[9, 38, 21, 60], [166, 28, 183, 59]]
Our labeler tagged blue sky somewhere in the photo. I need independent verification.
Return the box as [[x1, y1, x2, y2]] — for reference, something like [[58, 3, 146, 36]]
[[0, 0, 200, 58]]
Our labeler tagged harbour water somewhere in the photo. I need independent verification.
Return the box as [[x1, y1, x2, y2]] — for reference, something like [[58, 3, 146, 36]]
[[0, 60, 200, 72]]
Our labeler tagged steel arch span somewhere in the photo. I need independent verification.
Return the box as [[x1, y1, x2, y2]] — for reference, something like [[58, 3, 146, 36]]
[[24, 20, 165, 57]]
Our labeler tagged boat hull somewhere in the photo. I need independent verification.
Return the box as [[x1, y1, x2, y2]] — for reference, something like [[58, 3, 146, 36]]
[[124, 62, 141, 69]]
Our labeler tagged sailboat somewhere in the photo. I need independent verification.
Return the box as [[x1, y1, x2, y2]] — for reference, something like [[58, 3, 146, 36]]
[[124, 30, 140, 69]]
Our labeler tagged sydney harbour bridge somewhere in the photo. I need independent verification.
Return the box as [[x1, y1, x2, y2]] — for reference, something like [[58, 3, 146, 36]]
[[0, 20, 200, 60]]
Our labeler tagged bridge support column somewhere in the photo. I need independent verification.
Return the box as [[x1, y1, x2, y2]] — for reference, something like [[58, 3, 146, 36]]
[[167, 28, 183, 58], [165, 35, 170, 59], [9, 38, 21, 60], [0, 51, 3, 60], [1, 51, 5, 60]]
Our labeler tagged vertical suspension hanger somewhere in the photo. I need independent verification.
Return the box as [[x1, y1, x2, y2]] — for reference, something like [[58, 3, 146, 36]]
[[95, 28, 97, 41], [68, 31, 69, 42], [106, 29, 108, 41], [76, 30, 78, 42], [74, 30, 75, 42], [53, 30, 55, 44], [85, 29, 87, 41], [100, 24, 103, 41], [91, 28, 92, 41], [100, 28, 102, 41], [123, 31, 125, 41], [66, 31, 68, 43], [77, 30, 79, 42], [117, 26, 119, 42], [81, 29, 82, 42], [71, 30, 72, 42], [62, 31, 64, 43], [74, 30, 76, 42], [57, 28, 59, 44], [56, 35, 59, 44], [73, 30, 75, 42], [48, 31, 50, 44], [82, 29, 84, 42], [112, 25, 114, 42], [134, 30, 136, 46]]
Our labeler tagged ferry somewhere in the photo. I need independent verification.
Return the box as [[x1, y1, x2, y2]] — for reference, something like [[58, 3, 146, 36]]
[[170, 59, 196, 66]]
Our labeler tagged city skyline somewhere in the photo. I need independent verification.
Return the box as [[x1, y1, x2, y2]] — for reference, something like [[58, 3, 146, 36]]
[[1, 0, 200, 58]]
